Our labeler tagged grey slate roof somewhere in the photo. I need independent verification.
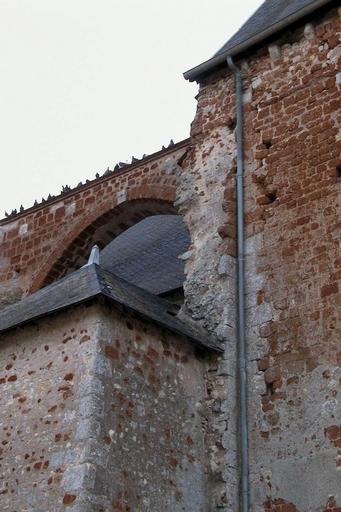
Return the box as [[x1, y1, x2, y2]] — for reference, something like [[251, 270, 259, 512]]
[[215, 0, 324, 57], [0, 264, 222, 352], [100, 215, 190, 295], [184, 0, 332, 81]]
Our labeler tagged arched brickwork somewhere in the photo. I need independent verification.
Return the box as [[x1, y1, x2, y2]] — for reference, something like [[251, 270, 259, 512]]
[[35, 198, 177, 290], [0, 140, 189, 303]]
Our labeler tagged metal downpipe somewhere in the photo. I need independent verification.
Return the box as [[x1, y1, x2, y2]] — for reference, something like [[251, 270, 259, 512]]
[[226, 55, 249, 512]]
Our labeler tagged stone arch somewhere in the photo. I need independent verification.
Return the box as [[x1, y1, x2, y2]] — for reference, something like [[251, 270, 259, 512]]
[[30, 195, 178, 293]]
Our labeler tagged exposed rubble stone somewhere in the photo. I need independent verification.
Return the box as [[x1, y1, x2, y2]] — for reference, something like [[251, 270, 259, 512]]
[[0, 3, 340, 511]]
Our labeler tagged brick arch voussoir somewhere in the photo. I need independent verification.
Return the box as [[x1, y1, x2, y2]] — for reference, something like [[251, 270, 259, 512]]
[[29, 184, 177, 294]]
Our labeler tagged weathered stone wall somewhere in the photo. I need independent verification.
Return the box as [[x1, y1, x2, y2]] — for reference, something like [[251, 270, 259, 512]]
[[176, 75, 239, 510], [179, 3, 341, 511], [0, 140, 189, 307], [1, 3, 340, 511], [0, 301, 215, 511], [0, 304, 100, 511], [94, 303, 212, 512]]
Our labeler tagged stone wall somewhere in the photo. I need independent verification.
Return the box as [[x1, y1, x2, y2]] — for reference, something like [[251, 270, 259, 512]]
[[1, 3, 340, 511], [0, 301, 216, 511], [94, 303, 212, 512], [179, 3, 341, 511], [0, 304, 99, 511], [176, 75, 239, 510]]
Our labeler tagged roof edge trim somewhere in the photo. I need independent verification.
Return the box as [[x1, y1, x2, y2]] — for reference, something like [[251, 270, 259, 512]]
[[183, 0, 332, 82]]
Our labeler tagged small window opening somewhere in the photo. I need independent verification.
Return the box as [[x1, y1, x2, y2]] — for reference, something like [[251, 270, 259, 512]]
[[263, 139, 272, 149], [336, 165, 341, 179]]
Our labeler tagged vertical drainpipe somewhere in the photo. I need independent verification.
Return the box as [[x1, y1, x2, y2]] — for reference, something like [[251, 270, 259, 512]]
[[226, 56, 249, 512]]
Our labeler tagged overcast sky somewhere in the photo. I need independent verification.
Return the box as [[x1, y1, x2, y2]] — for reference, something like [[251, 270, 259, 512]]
[[0, 0, 263, 216]]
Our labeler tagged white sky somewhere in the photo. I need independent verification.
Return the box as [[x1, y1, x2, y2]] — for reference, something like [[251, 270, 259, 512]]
[[0, 0, 263, 216]]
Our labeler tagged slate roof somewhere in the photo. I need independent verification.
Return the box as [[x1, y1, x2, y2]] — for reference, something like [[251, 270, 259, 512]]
[[184, 0, 332, 81], [0, 263, 222, 352], [215, 0, 327, 57], [100, 215, 190, 295]]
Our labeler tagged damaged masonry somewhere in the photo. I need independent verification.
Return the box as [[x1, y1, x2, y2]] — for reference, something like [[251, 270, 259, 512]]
[[0, 0, 340, 511]]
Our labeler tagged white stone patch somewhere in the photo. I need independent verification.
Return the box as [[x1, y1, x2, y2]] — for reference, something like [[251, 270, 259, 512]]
[[1, 220, 18, 232], [304, 23, 315, 40], [245, 232, 263, 256], [253, 373, 267, 396], [116, 189, 126, 205], [292, 55, 302, 63], [163, 156, 178, 175], [178, 250, 193, 261], [268, 44, 281, 60], [19, 223, 28, 236], [218, 255, 232, 276], [243, 88, 252, 105], [49, 201, 64, 214], [336, 72, 341, 86], [66, 201, 76, 216], [251, 77, 262, 89], [327, 45, 341, 65]]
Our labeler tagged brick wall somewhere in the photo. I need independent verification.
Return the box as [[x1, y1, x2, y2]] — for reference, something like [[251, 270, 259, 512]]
[[179, 3, 341, 511], [0, 141, 189, 308], [243, 6, 341, 510], [0, 2, 340, 510]]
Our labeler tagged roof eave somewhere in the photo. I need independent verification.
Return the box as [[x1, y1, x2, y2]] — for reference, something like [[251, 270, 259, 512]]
[[183, 0, 333, 82], [0, 264, 223, 353]]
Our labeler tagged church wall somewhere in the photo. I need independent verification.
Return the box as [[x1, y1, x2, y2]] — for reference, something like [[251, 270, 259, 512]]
[[179, 4, 341, 511], [0, 301, 214, 511], [0, 3, 340, 511], [242, 7, 341, 512]]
